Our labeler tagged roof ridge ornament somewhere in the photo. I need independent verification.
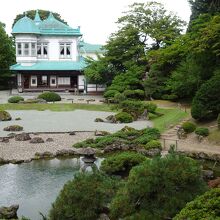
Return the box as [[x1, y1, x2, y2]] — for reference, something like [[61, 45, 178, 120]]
[[34, 9, 42, 25], [48, 12, 55, 19]]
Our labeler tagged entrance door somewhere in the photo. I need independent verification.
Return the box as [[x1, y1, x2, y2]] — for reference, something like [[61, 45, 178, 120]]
[[23, 76, 30, 89], [71, 76, 78, 89]]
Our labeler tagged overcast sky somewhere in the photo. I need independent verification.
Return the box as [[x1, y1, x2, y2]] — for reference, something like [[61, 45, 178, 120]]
[[0, 0, 191, 44]]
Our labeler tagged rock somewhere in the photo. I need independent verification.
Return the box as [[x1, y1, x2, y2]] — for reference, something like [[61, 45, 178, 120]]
[[56, 149, 75, 157], [82, 156, 96, 163], [69, 131, 76, 135], [120, 126, 135, 132], [0, 137, 9, 143], [105, 115, 116, 123], [208, 177, 220, 188], [0, 157, 9, 165], [46, 138, 54, 142], [202, 170, 214, 180], [138, 148, 161, 157], [103, 141, 136, 153], [78, 147, 96, 156], [94, 118, 104, 122], [94, 130, 110, 136], [7, 133, 16, 139], [0, 110, 12, 121], [3, 125, 23, 132], [35, 151, 55, 159], [11, 159, 24, 164], [15, 117, 21, 121], [98, 214, 110, 220], [0, 204, 19, 219], [30, 137, 44, 144], [15, 133, 31, 141]]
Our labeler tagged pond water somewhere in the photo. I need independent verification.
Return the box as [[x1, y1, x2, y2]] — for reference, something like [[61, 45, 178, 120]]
[[0, 157, 103, 220]]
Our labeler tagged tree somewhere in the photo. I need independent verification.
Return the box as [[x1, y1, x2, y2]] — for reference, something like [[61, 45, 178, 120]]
[[191, 70, 220, 120], [110, 154, 207, 219], [49, 172, 118, 220], [13, 10, 68, 27], [0, 22, 15, 90], [118, 1, 186, 49], [174, 188, 220, 220]]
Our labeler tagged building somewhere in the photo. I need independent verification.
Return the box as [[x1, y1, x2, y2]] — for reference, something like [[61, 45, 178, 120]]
[[10, 11, 105, 93]]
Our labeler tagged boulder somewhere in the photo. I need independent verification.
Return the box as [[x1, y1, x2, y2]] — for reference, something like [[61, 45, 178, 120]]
[[78, 147, 96, 156], [35, 151, 55, 159], [30, 137, 44, 144], [15, 117, 21, 121], [138, 148, 161, 157], [120, 126, 135, 132], [15, 133, 31, 141], [0, 204, 19, 219], [202, 169, 214, 180], [105, 115, 116, 123], [208, 177, 220, 188], [69, 131, 76, 135], [0, 111, 12, 121], [56, 149, 75, 157], [94, 130, 110, 136], [7, 133, 16, 139], [3, 125, 23, 132], [94, 118, 104, 122], [0, 157, 9, 165], [46, 138, 54, 142], [0, 137, 9, 143]]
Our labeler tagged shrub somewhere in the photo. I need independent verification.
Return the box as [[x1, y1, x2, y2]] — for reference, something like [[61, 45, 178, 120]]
[[38, 92, 61, 102], [8, 96, 24, 103], [143, 102, 157, 113], [123, 89, 145, 100], [191, 72, 220, 120], [182, 121, 196, 133], [145, 140, 162, 150], [0, 110, 11, 121], [218, 114, 220, 129], [195, 127, 209, 137], [162, 94, 178, 101], [103, 90, 119, 99], [100, 152, 147, 176], [49, 172, 118, 220], [114, 93, 126, 103], [115, 112, 134, 123], [174, 188, 220, 220], [134, 128, 160, 145], [110, 154, 207, 219]]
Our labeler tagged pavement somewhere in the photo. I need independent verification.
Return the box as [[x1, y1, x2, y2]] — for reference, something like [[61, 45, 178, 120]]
[[0, 110, 152, 137]]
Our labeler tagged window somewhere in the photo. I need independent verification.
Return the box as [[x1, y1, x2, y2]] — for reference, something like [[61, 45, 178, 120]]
[[32, 79, 36, 84], [31, 76, 37, 86], [16, 42, 37, 56], [59, 43, 71, 58], [42, 75, 47, 85], [58, 77, 70, 85], [31, 43, 36, 56], [52, 79, 56, 84], [24, 43, 29, 56], [37, 43, 48, 58], [17, 43, 22, 55]]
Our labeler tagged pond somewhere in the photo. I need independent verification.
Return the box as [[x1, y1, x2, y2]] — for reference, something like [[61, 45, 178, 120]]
[[0, 157, 103, 220]]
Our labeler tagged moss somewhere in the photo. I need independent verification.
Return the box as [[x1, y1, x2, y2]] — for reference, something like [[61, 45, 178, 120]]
[[0, 110, 12, 121]]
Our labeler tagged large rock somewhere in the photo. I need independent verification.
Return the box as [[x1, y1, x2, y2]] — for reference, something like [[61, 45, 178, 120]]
[[103, 141, 136, 153], [30, 137, 44, 144], [0, 111, 12, 121], [56, 149, 75, 157], [94, 118, 104, 122], [95, 130, 110, 136], [15, 133, 31, 141], [137, 148, 161, 157], [0, 137, 9, 143], [105, 115, 117, 123], [0, 204, 19, 219], [78, 147, 96, 156], [35, 151, 55, 159], [3, 125, 23, 132]]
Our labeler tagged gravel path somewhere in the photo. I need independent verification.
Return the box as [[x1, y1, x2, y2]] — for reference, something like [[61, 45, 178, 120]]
[[0, 132, 94, 161], [0, 110, 152, 137]]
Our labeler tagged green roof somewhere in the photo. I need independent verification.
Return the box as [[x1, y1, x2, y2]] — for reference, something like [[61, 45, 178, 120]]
[[80, 42, 104, 53], [12, 12, 81, 36], [10, 60, 87, 71]]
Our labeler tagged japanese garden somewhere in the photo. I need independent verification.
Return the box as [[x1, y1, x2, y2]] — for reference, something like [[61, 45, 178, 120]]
[[0, 0, 220, 219]]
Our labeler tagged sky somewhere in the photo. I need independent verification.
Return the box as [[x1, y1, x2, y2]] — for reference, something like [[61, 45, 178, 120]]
[[0, 0, 191, 44]]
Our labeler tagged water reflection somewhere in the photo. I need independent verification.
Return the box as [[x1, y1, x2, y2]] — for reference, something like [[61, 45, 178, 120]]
[[0, 157, 103, 220]]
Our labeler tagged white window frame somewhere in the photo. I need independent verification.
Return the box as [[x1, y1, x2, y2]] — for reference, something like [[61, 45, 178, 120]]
[[50, 76, 57, 86], [37, 42, 48, 59], [59, 43, 71, 59], [31, 76, 37, 87], [58, 77, 70, 85]]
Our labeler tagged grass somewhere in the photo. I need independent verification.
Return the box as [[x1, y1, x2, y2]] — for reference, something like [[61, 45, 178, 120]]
[[150, 108, 189, 132], [208, 129, 220, 144], [0, 103, 115, 112]]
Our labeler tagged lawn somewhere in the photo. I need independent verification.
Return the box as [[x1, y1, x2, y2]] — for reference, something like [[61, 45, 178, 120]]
[[0, 103, 114, 112], [150, 108, 189, 132]]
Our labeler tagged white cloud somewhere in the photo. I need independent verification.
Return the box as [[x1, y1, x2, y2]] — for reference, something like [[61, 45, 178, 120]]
[[0, 0, 191, 44]]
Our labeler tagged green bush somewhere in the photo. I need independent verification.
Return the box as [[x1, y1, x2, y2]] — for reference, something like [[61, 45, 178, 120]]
[[115, 112, 134, 123], [123, 89, 145, 100], [103, 90, 119, 99], [110, 154, 207, 219], [143, 102, 157, 113], [162, 94, 178, 101], [195, 127, 209, 137], [49, 172, 118, 220], [218, 114, 220, 130], [114, 93, 126, 103], [134, 128, 160, 145], [8, 96, 24, 103], [145, 140, 162, 150], [174, 188, 220, 220], [101, 152, 147, 176], [38, 92, 61, 102], [182, 121, 196, 133]]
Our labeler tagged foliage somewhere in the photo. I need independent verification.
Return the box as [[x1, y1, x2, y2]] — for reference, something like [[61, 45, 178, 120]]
[[100, 152, 147, 176], [145, 140, 162, 150], [191, 71, 220, 120], [218, 114, 220, 129], [49, 172, 118, 220], [174, 188, 220, 220], [38, 92, 61, 102], [182, 121, 197, 133], [0, 22, 15, 89], [8, 96, 24, 103], [134, 128, 160, 145], [115, 112, 134, 123], [114, 93, 126, 103], [195, 127, 209, 137], [123, 89, 145, 100], [13, 10, 68, 27], [103, 90, 119, 99], [110, 154, 207, 219]]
